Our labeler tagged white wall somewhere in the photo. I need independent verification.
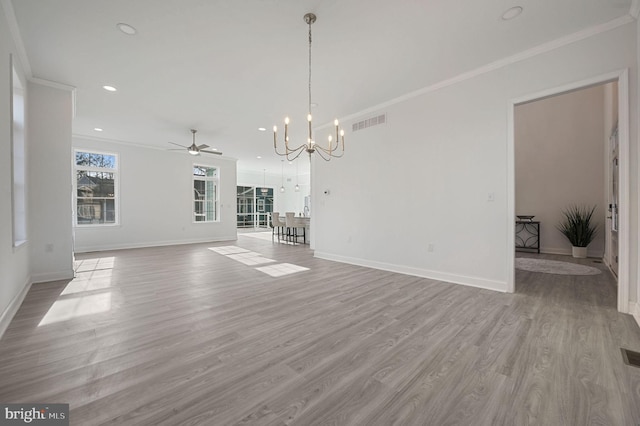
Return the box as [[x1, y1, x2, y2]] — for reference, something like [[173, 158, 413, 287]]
[[237, 169, 310, 217], [28, 81, 74, 282], [0, 2, 30, 333], [313, 21, 638, 294], [515, 84, 607, 257], [73, 137, 237, 252]]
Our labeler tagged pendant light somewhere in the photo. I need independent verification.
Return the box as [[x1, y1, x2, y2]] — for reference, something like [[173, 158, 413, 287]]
[[261, 169, 268, 194], [280, 160, 285, 193]]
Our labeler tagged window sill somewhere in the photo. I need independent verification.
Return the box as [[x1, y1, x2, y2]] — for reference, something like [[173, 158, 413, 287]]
[[75, 223, 120, 229], [13, 239, 27, 252]]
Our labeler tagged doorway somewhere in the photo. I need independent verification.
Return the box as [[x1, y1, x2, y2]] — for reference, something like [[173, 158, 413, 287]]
[[236, 185, 274, 229], [507, 70, 630, 313]]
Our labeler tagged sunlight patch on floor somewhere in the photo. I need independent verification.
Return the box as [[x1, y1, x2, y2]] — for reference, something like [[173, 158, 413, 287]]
[[38, 292, 112, 326], [255, 263, 309, 277], [226, 252, 275, 266], [209, 246, 251, 255], [208, 244, 309, 277], [75, 256, 116, 272]]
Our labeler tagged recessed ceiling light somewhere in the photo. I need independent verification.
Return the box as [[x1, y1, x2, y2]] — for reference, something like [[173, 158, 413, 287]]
[[502, 6, 523, 20], [117, 23, 137, 35], [94, 127, 103, 132], [257, 156, 262, 159], [103, 85, 117, 92], [258, 127, 266, 132]]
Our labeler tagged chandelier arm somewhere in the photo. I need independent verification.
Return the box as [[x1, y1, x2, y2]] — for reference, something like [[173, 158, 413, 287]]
[[286, 143, 308, 153], [318, 135, 343, 154], [314, 147, 332, 161], [315, 145, 344, 158], [275, 141, 307, 157], [286, 148, 307, 162], [273, 145, 290, 157]]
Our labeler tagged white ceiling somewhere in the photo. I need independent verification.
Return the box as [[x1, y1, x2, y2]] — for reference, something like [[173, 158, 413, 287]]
[[9, 0, 634, 174]]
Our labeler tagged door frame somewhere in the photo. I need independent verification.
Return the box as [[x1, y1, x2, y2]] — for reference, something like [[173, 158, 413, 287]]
[[506, 69, 630, 313]]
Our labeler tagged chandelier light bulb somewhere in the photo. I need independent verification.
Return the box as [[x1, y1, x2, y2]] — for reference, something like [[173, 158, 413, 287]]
[[273, 125, 277, 132], [285, 117, 290, 125], [307, 114, 312, 122], [334, 119, 339, 126], [340, 129, 345, 137]]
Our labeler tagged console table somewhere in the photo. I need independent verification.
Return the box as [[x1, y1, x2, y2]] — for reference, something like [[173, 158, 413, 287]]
[[515, 221, 540, 253]]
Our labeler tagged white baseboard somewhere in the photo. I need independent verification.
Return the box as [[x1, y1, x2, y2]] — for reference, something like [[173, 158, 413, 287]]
[[0, 276, 31, 340], [540, 248, 572, 256], [313, 251, 507, 293], [31, 269, 75, 284], [630, 302, 640, 328], [74, 235, 237, 253], [540, 247, 604, 258]]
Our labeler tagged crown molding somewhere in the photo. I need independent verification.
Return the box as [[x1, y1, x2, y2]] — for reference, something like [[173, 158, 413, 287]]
[[1, 0, 32, 77], [29, 77, 77, 117], [28, 77, 75, 91], [320, 14, 634, 130]]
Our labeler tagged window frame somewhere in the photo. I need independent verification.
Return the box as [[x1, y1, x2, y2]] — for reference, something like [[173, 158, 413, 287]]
[[10, 54, 27, 248], [73, 149, 120, 227], [192, 164, 219, 223]]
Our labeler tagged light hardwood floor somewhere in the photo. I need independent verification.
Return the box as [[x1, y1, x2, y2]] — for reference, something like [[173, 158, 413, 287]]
[[1, 236, 640, 425]]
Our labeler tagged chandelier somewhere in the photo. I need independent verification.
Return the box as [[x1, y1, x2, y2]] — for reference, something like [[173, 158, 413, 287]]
[[273, 13, 345, 162]]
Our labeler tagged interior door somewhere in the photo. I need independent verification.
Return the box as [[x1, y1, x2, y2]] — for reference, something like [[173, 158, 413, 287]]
[[606, 125, 619, 277]]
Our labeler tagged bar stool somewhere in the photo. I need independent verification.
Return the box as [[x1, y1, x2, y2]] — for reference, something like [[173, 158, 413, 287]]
[[285, 212, 305, 244], [271, 212, 286, 240]]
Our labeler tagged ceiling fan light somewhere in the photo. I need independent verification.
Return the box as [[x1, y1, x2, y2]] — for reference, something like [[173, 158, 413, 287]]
[[188, 149, 199, 155]]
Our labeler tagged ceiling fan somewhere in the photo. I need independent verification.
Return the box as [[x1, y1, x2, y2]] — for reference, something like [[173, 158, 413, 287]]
[[168, 129, 222, 156]]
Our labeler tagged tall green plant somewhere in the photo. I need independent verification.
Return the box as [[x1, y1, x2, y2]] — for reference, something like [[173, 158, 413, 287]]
[[557, 205, 598, 247]]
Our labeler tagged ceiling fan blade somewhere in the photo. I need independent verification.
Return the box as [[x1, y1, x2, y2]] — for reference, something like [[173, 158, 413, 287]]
[[201, 150, 222, 155], [168, 141, 188, 148], [197, 144, 209, 149]]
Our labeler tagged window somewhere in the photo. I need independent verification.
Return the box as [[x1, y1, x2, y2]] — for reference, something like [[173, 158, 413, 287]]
[[193, 165, 218, 222], [236, 186, 273, 228], [74, 151, 118, 225], [11, 57, 26, 246]]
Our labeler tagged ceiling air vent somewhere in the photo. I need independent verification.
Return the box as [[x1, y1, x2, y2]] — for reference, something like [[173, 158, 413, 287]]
[[352, 113, 386, 132]]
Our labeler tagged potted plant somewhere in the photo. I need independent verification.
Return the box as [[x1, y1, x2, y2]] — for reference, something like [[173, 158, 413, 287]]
[[557, 205, 598, 258]]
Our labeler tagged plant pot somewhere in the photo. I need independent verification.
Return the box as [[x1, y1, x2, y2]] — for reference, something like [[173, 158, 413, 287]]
[[572, 246, 588, 258]]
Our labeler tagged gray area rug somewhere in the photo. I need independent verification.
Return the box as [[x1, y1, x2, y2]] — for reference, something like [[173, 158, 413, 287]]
[[515, 258, 602, 275]]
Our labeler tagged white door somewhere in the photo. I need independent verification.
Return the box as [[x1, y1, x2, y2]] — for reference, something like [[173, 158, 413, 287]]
[[606, 125, 619, 277]]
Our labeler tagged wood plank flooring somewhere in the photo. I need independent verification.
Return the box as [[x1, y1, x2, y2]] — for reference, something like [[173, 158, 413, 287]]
[[1, 236, 640, 425]]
